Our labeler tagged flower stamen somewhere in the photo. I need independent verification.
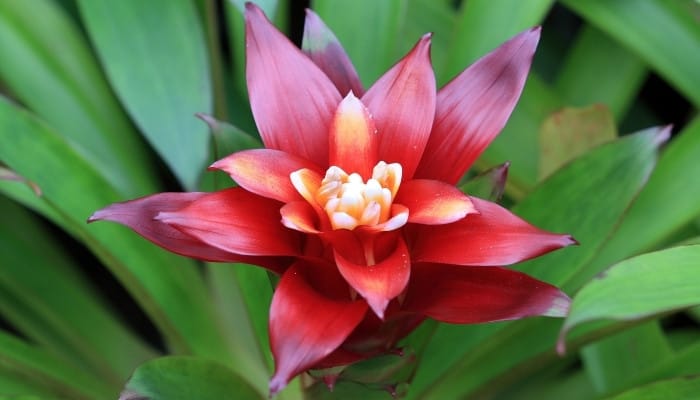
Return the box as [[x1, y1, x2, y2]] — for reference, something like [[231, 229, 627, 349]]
[[310, 161, 403, 230]]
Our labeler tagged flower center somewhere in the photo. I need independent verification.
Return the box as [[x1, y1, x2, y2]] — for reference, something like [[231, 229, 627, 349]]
[[316, 161, 402, 230]]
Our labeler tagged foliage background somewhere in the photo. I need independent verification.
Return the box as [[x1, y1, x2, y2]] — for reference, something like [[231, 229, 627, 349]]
[[0, 0, 699, 399]]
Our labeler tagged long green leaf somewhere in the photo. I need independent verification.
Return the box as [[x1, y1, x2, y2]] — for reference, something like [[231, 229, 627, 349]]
[[0, 331, 114, 399], [554, 25, 647, 120], [616, 339, 700, 395], [121, 356, 264, 400], [408, 127, 666, 399], [605, 376, 700, 400], [0, 196, 156, 383], [76, 0, 212, 189], [560, 245, 700, 344], [205, 264, 271, 395], [580, 322, 672, 395], [0, 0, 158, 196], [562, 0, 700, 107], [0, 98, 230, 362]]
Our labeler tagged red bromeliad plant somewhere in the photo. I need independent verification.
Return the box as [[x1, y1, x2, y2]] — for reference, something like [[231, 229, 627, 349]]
[[90, 3, 575, 395]]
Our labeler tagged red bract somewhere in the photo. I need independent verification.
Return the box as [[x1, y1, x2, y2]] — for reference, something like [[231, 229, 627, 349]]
[[89, 4, 576, 395]]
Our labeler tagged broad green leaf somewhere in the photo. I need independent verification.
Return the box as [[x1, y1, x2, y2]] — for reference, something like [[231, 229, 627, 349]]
[[442, 0, 554, 83], [0, 0, 158, 197], [562, 0, 700, 107], [538, 104, 617, 179], [605, 376, 700, 400], [409, 127, 666, 399], [0, 196, 156, 383], [554, 25, 647, 120], [77, 0, 212, 189], [0, 331, 115, 399], [581, 322, 672, 395], [0, 98, 231, 363], [560, 245, 700, 345], [311, 0, 406, 86], [121, 356, 263, 400], [567, 117, 700, 290]]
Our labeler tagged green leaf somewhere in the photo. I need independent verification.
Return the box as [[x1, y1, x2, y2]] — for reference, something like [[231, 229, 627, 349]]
[[478, 75, 562, 195], [620, 339, 700, 393], [399, 0, 456, 70], [437, 0, 560, 194], [566, 117, 700, 290], [581, 322, 673, 395], [562, 0, 700, 107], [196, 113, 263, 191], [0, 98, 230, 362], [560, 245, 700, 347], [408, 127, 667, 399], [121, 356, 264, 400], [0, 331, 115, 399], [460, 162, 509, 201], [204, 263, 271, 395], [538, 104, 617, 179], [196, 113, 262, 159], [516, 126, 668, 284], [311, 0, 406, 86], [605, 376, 700, 400], [554, 25, 647, 120], [442, 0, 554, 83], [224, 0, 286, 104], [0, 195, 156, 383], [77, 0, 212, 189], [0, 0, 158, 196]]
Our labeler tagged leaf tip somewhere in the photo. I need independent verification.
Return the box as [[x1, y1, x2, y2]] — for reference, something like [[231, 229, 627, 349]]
[[555, 330, 568, 356], [654, 124, 673, 146]]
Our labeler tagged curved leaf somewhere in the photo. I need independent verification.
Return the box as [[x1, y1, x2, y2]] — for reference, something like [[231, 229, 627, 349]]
[[0, 331, 115, 399], [568, 117, 700, 289], [559, 245, 700, 350]]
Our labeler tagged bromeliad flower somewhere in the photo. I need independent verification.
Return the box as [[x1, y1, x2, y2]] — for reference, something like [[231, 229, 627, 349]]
[[89, 3, 575, 395]]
